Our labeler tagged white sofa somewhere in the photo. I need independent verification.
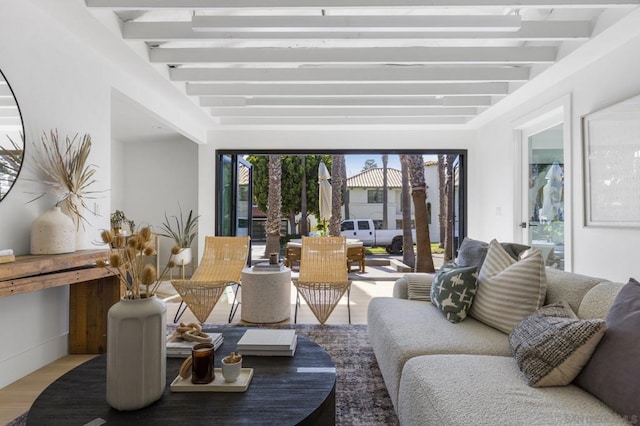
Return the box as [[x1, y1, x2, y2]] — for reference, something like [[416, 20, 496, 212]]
[[367, 268, 628, 425]]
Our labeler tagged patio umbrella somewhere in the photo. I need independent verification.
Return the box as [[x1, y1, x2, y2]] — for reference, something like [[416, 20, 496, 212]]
[[318, 162, 332, 231]]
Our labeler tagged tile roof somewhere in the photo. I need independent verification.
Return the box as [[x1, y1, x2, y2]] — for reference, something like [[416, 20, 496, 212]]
[[346, 167, 402, 188]]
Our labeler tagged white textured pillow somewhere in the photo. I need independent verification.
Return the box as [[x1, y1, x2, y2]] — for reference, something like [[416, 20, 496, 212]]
[[469, 239, 547, 334]]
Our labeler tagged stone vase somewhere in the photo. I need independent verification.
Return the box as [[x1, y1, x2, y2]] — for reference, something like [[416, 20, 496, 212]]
[[106, 295, 167, 411], [30, 206, 76, 254]]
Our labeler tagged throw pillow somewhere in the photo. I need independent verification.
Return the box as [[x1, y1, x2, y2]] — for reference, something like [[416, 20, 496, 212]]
[[456, 237, 529, 270], [430, 261, 478, 323], [406, 274, 434, 302], [574, 278, 640, 419], [509, 301, 606, 387], [469, 239, 547, 334]]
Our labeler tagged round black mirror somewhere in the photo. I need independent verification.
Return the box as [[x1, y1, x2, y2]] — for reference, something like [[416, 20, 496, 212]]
[[0, 69, 24, 201]]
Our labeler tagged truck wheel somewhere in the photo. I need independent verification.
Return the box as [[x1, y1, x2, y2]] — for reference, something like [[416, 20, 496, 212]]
[[391, 239, 403, 255]]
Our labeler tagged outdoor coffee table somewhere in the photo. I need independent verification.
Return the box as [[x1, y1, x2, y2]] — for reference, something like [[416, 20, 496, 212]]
[[27, 327, 336, 425]]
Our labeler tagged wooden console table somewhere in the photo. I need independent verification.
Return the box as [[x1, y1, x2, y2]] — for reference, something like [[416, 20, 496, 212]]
[[0, 250, 120, 354]]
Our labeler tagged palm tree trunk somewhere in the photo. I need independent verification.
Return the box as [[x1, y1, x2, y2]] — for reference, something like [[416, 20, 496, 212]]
[[382, 154, 388, 229], [329, 155, 345, 236], [437, 155, 446, 248], [407, 154, 435, 273], [342, 158, 350, 220], [300, 155, 308, 236], [265, 155, 282, 257], [400, 155, 415, 269], [444, 155, 457, 262]]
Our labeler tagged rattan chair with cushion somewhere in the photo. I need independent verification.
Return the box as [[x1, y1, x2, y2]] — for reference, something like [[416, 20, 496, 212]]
[[294, 236, 352, 325], [171, 236, 250, 324]]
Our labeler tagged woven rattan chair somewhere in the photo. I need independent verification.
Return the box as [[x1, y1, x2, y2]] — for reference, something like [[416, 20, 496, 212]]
[[172, 236, 250, 324], [294, 236, 351, 325]]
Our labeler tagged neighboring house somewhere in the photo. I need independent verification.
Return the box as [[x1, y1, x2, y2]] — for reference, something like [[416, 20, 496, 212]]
[[344, 165, 441, 242]]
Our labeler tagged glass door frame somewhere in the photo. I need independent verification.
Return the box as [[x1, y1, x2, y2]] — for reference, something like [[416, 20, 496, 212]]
[[216, 148, 468, 257], [215, 154, 253, 239], [513, 95, 573, 271]]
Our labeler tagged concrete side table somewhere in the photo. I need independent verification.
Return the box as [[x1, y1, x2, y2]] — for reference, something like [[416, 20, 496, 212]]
[[241, 267, 292, 323]]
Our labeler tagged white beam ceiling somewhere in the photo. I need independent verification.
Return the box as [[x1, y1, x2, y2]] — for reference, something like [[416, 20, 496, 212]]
[[86, 0, 640, 9], [84, 1, 639, 127]]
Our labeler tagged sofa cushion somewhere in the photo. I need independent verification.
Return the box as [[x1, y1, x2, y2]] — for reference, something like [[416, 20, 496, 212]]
[[470, 240, 547, 334], [456, 237, 529, 270], [397, 354, 627, 426], [367, 297, 511, 409], [545, 267, 608, 314], [430, 261, 478, 323], [575, 278, 640, 419], [509, 302, 606, 387], [577, 281, 625, 320]]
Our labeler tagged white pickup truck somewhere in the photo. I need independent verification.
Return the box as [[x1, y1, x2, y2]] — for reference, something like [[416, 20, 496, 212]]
[[340, 219, 415, 255]]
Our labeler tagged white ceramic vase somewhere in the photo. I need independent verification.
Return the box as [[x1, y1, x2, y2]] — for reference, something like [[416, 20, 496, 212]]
[[30, 207, 76, 254], [172, 247, 193, 266], [106, 295, 167, 411]]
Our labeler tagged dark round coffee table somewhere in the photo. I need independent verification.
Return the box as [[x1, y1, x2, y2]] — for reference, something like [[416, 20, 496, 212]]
[[27, 327, 336, 425]]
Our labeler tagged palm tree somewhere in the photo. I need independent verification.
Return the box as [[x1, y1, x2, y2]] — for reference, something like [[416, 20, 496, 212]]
[[382, 154, 389, 229], [265, 155, 282, 257], [437, 155, 446, 248], [300, 155, 308, 235], [407, 154, 435, 273], [444, 154, 457, 262], [400, 155, 415, 269], [329, 154, 345, 236], [342, 157, 350, 220]]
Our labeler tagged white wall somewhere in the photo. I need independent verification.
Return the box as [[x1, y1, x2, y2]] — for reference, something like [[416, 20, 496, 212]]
[[0, 0, 212, 388], [121, 139, 199, 267], [473, 31, 640, 282]]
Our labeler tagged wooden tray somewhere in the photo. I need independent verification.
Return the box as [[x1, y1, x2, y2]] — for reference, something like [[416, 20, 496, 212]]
[[170, 368, 254, 392]]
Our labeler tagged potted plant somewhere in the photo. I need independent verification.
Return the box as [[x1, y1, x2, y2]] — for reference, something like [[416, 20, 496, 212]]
[[158, 205, 200, 266], [29, 130, 101, 250], [110, 210, 126, 235], [96, 227, 180, 411]]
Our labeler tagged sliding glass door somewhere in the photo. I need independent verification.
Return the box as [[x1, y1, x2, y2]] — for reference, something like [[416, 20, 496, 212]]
[[216, 155, 253, 239]]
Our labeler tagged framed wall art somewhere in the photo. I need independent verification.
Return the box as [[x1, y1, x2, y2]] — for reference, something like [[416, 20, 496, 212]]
[[583, 93, 640, 227]]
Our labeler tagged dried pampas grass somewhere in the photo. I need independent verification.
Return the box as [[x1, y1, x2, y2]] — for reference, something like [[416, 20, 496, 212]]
[[29, 130, 100, 229]]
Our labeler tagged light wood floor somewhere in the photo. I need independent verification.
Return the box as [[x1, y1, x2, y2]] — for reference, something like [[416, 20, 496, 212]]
[[0, 279, 395, 424]]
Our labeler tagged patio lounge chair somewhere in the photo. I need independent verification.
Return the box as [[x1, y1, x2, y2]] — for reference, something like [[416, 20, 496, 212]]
[[294, 236, 351, 324], [172, 236, 250, 323]]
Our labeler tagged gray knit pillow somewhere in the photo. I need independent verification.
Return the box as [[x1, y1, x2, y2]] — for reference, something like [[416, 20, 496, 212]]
[[509, 302, 606, 387]]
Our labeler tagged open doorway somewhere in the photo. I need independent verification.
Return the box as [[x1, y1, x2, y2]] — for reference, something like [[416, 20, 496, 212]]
[[216, 149, 467, 264]]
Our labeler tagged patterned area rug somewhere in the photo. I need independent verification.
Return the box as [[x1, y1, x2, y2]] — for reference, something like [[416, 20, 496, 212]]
[[10, 324, 398, 426]]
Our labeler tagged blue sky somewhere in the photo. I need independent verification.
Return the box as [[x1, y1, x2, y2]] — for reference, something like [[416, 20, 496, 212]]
[[345, 154, 437, 177]]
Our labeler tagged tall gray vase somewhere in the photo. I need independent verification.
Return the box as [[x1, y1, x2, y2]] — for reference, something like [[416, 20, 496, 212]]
[[106, 295, 167, 411]]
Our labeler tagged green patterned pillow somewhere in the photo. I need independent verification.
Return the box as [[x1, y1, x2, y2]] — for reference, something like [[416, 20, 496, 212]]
[[430, 261, 479, 323], [509, 301, 606, 387]]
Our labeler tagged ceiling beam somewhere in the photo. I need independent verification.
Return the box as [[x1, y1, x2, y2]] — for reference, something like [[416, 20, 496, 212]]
[[187, 82, 510, 96], [151, 46, 556, 64], [191, 15, 522, 32], [124, 21, 592, 41], [218, 116, 471, 125], [199, 95, 493, 106], [210, 106, 478, 116], [170, 66, 529, 82], [86, 0, 640, 9], [0, 99, 18, 107]]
